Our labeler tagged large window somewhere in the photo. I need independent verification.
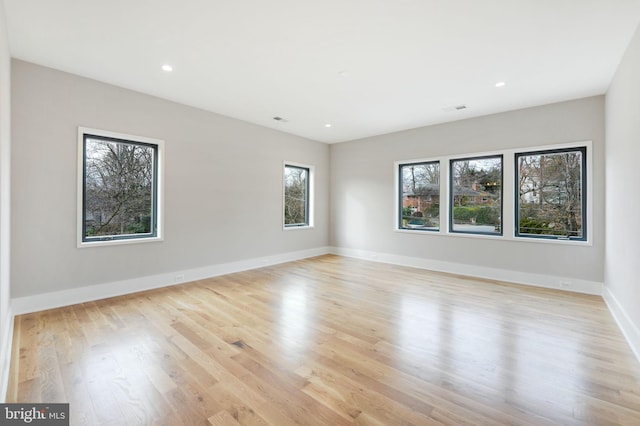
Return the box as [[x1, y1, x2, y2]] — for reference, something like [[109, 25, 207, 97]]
[[397, 143, 589, 243], [78, 128, 162, 246], [284, 164, 312, 228], [398, 161, 440, 231], [515, 147, 586, 240], [450, 155, 503, 235]]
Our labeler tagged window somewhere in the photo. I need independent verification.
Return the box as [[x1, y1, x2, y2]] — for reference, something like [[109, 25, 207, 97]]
[[78, 128, 163, 246], [450, 155, 503, 235], [515, 147, 586, 240], [284, 164, 312, 228], [398, 161, 440, 231], [397, 142, 589, 243]]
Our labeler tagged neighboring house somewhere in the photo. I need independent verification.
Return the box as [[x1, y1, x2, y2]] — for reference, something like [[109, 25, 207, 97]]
[[403, 183, 440, 213], [403, 182, 497, 213], [452, 182, 498, 207]]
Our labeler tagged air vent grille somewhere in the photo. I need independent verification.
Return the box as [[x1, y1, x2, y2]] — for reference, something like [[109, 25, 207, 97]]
[[442, 105, 468, 112]]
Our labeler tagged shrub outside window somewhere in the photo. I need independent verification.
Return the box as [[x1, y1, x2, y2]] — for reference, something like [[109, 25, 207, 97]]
[[450, 155, 503, 235], [398, 161, 440, 231], [284, 164, 311, 227], [78, 128, 162, 246], [515, 147, 586, 240]]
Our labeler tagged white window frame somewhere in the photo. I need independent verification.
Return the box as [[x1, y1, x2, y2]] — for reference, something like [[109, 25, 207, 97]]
[[394, 141, 592, 246], [77, 127, 164, 247], [283, 162, 315, 230]]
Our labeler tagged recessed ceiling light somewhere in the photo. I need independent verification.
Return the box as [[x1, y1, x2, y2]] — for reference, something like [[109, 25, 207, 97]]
[[324, 123, 332, 128], [495, 81, 506, 87], [161, 64, 173, 72]]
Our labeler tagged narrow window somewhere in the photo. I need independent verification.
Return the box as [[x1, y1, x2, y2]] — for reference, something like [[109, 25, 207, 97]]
[[79, 128, 162, 245], [450, 155, 503, 235], [515, 147, 586, 240], [284, 164, 311, 227], [398, 161, 440, 231]]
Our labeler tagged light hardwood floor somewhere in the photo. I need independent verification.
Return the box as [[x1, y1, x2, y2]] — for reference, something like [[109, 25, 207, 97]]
[[7, 255, 640, 425]]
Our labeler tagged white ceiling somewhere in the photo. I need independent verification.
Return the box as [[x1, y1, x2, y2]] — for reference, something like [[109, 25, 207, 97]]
[[4, 1, 640, 143]]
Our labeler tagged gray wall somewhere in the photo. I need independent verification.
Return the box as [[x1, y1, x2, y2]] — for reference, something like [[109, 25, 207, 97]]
[[330, 96, 605, 283], [11, 60, 329, 298], [605, 24, 640, 344], [0, 0, 12, 397], [10, 60, 608, 299]]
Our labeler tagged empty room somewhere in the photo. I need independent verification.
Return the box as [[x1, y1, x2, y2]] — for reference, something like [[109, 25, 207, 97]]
[[1, 1, 640, 425]]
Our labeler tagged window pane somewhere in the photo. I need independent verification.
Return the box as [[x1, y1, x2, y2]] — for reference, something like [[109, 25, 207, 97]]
[[84, 136, 156, 240], [516, 148, 585, 239], [450, 156, 502, 234], [399, 162, 440, 231], [284, 165, 309, 226]]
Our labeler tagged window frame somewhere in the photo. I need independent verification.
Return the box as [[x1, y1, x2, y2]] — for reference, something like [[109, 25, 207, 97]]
[[514, 146, 587, 241], [397, 160, 441, 232], [395, 141, 591, 246], [449, 154, 504, 236], [77, 127, 164, 247], [283, 162, 314, 229]]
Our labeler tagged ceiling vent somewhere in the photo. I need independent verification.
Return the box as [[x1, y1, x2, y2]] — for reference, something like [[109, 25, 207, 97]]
[[442, 104, 468, 112]]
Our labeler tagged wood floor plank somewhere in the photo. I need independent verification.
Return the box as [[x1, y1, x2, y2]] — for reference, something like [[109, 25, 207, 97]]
[[208, 410, 243, 426], [7, 255, 640, 425], [206, 382, 270, 426]]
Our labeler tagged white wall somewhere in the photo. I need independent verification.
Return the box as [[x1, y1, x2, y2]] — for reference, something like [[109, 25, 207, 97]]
[[331, 97, 605, 292], [605, 24, 640, 361], [0, 0, 11, 401], [10, 60, 329, 300]]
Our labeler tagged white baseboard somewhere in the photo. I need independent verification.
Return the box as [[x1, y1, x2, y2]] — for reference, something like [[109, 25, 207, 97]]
[[11, 246, 603, 316], [0, 306, 14, 402], [330, 247, 603, 295], [11, 247, 331, 316], [603, 287, 640, 364]]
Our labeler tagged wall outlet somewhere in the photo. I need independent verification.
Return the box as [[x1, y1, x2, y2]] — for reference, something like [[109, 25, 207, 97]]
[[174, 273, 185, 283]]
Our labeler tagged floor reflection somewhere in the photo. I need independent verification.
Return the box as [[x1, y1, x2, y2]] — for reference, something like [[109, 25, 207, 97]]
[[278, 281, 312, 360], [396, 290, 596, 419]]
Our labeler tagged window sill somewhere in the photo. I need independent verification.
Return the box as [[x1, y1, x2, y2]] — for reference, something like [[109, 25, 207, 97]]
[[283, 225, 315, 231], [395, 228, 591, 246], [78, 235, 163, 248]]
